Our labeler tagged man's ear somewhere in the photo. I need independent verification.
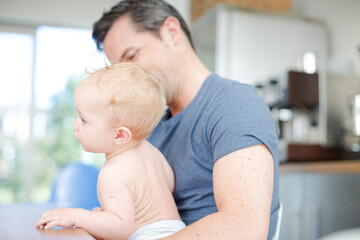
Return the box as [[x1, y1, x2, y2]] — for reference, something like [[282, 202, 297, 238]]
[[161, 17, 182, 46], [113, 127, 132, 145]]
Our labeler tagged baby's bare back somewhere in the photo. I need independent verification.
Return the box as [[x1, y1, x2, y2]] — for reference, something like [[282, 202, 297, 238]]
[[99, 140, 181, 232]]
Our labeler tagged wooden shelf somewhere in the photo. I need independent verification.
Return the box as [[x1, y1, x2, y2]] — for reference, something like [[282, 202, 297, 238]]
[[191, 0, 291, 21], [280, 160, 360, 174]]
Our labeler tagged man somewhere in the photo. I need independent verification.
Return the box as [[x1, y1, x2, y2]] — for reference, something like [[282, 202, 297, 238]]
[[92, 0, 280, 239]]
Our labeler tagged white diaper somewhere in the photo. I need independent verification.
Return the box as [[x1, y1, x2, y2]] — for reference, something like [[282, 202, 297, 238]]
[[128, 220, 186, 240]]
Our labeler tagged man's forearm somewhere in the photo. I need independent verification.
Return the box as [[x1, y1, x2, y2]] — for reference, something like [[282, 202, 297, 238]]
[[162, 210, 269, 240], [164, 145, 274, 240]]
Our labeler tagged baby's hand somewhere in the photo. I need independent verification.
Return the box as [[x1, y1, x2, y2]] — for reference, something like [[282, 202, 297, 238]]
[[92, 207, 103, 212], [35, 208, 78, 229]]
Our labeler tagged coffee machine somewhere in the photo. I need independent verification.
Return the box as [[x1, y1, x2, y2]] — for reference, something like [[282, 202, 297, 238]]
[[272, 71, 360, 162], [271, 70, 321, 162], [344, 93, 360, 151]]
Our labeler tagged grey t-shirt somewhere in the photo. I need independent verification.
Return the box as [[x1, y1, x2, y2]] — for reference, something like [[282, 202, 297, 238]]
[[148, 73, 280, 239]]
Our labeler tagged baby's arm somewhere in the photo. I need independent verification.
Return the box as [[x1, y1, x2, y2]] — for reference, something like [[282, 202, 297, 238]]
[[81, 179, 136, 240], [36, 169, 136, 240]]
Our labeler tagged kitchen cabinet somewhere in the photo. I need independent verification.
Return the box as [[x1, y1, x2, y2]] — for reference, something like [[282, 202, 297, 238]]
[[279, 161, 360, 240]]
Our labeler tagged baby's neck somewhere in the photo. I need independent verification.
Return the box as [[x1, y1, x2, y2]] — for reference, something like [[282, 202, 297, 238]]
[[105, 140, 142, 161]]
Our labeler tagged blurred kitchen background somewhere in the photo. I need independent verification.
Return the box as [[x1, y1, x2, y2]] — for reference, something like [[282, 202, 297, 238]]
[[0, 0, 359, 239]]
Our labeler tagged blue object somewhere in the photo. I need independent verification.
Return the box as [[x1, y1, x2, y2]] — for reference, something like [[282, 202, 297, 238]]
[[49, 162, 101, 210], [148, 73, 280, 240]]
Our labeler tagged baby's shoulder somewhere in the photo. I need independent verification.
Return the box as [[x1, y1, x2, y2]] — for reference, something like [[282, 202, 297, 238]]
[[99, 157, 134, 180], [141, 141, 167, 162]]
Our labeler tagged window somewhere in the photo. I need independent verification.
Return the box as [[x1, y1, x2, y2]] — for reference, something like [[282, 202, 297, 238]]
[[0, 25, 107, 203]]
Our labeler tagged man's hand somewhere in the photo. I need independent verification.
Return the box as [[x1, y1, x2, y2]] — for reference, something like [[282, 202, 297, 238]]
[[35, 208, 78, 229]]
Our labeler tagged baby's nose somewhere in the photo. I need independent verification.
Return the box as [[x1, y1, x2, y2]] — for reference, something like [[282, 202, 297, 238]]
[[73, 118, 79, 130]]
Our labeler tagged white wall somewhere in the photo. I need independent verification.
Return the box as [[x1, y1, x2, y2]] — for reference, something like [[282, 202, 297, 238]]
[[0, 0, 115, 28], [213, 7, 328, 87], [293, 0, 360, 75], [0, 0, 357, 76], [0, 0, 190, 29], [166, 0, 190, 25]]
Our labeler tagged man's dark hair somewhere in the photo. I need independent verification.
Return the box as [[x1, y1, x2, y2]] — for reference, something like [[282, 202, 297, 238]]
[[93, 0, 194, 50]]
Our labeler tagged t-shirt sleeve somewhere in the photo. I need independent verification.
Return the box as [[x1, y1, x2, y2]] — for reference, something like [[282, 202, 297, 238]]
[[205, 82, 279, 164]]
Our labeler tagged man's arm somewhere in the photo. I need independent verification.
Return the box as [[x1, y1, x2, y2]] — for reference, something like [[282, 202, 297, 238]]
[[163, 144, 274, 240]]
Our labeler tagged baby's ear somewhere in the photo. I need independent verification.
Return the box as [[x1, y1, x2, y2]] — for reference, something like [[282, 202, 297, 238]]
[[113, 127, 132, 145]]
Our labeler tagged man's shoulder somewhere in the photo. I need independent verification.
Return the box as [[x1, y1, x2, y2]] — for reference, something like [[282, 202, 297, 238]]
[[207, 74, 257, 99], [203, 74, 261, 110]]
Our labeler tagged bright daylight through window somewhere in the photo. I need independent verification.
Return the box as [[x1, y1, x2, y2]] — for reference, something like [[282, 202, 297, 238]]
[[0, 26, 107, 204]]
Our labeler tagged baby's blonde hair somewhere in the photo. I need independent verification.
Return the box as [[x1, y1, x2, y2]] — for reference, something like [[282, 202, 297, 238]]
[[82, 62, 166, 140]]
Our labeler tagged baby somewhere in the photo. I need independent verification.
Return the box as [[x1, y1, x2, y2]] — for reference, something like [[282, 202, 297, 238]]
[[36, 63, 185, 240]]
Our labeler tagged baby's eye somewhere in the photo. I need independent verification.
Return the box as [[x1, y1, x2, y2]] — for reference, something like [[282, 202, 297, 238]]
[[80, 117, 86, 123]]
